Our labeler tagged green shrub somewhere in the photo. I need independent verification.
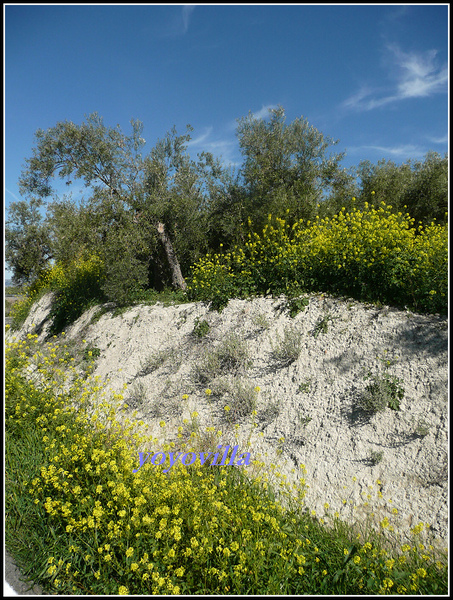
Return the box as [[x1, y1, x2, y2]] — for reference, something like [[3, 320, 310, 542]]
[[82, 346, 101, 361], [191, 318, 210, 339], [287, 295, 309, 318], [360, 373, 404, 414], [10, 253, 106, 334], [369, 450, 384, 465], [187, 202, 447, 314]]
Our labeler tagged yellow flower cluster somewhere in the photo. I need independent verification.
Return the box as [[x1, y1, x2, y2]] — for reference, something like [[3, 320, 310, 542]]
[[10, 253, 105, 334], [188, 202, 447, 314], [5, 332, 448, 595]]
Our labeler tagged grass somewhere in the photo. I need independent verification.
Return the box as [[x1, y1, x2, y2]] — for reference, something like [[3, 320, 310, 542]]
[[140, 348, 179, 375], [126, 381, 149, 410], [413, 419, 430, 438], [270, 324, 303, 366], [213, 377, 260, 424], [298, 379, 311, 393], [312, 313, 332, 338], [193, 332, 251, 385], [5, 330, 448, 595]]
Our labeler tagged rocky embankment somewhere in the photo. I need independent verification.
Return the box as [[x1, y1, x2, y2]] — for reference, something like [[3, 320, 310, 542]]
[[7, 292, 449, 549]]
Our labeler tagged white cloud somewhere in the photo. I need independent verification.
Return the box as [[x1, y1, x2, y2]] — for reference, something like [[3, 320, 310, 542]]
[[342, 87, 396, 111], [181, 5, 196, 34], [342, 44, 447, 112], [349, 143, 426, 160], [157, 5, 196, 38], [225, 104, 280, 132], [187, 126, 240, 166], [187, 103, 281, 167], [251, 104, 279, 120], [5, 188, 21, 202], [426, 134, 448, 145], [187, 126, 214, 148], [365, 144, 423, 157], [391, 45, 448, 99]]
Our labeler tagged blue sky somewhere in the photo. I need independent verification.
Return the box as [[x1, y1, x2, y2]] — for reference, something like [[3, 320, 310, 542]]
[[4, 4, 449, 278]]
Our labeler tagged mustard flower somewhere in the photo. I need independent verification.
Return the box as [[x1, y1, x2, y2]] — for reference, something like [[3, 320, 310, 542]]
[[416, 568, 427, 578]]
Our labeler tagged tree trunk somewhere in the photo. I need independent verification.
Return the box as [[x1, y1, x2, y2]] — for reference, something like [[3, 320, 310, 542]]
[[156, 222, 187, 290]]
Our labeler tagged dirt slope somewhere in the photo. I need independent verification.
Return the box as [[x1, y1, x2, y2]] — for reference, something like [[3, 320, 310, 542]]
[[8, 292, 448, 548]]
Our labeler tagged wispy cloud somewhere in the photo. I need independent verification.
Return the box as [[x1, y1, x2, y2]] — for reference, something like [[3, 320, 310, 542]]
[[348, 143, 426, 161], [5, 188, 21, 202], [158, 5, 196, 38], [181, 5, 196, 34], [251, 104, 279, 120], [391, 45, 448, 98], [187, 103, 281, 167], [225, 104, 279, 132], [187, 126, 213, 148], [187, 126, 240, 166], [426, 134, 448, 145], [342, 44, 447, 112]]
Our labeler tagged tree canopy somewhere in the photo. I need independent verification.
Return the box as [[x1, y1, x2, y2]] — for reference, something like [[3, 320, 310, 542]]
[[12, 113, 230, 296], [6, 108, 448, 305]]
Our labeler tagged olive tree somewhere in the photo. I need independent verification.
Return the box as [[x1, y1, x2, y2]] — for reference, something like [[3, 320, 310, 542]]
[[234, 106, 354, 230], [354, 152, 448, 225], [12, 113, 228, 299], [5, 197, 52, 285]]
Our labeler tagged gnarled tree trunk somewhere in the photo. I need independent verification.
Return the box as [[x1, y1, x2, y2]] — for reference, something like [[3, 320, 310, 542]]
[[156, 222, 187, 290]]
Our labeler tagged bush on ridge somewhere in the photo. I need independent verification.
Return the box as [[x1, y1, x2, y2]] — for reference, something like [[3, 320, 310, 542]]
[[187, 201, 447, 314]]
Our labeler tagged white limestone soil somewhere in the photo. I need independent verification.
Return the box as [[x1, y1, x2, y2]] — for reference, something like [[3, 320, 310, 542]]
[[10, 292, 448, 548]]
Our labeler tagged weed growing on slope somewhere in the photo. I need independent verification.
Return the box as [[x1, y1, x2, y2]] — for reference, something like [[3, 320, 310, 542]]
[[140, 347, 181, 376], [287, 296, 310, 318], [361, 374, 404, 413], [358, 352, 405, 414], [191, 318, 210, 339], [271, 325, 303, 366], [369, 450, 384, 466], [193, 333, 251, 384], [215, 378, 260, 423], [312, 313, 332, 337]]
